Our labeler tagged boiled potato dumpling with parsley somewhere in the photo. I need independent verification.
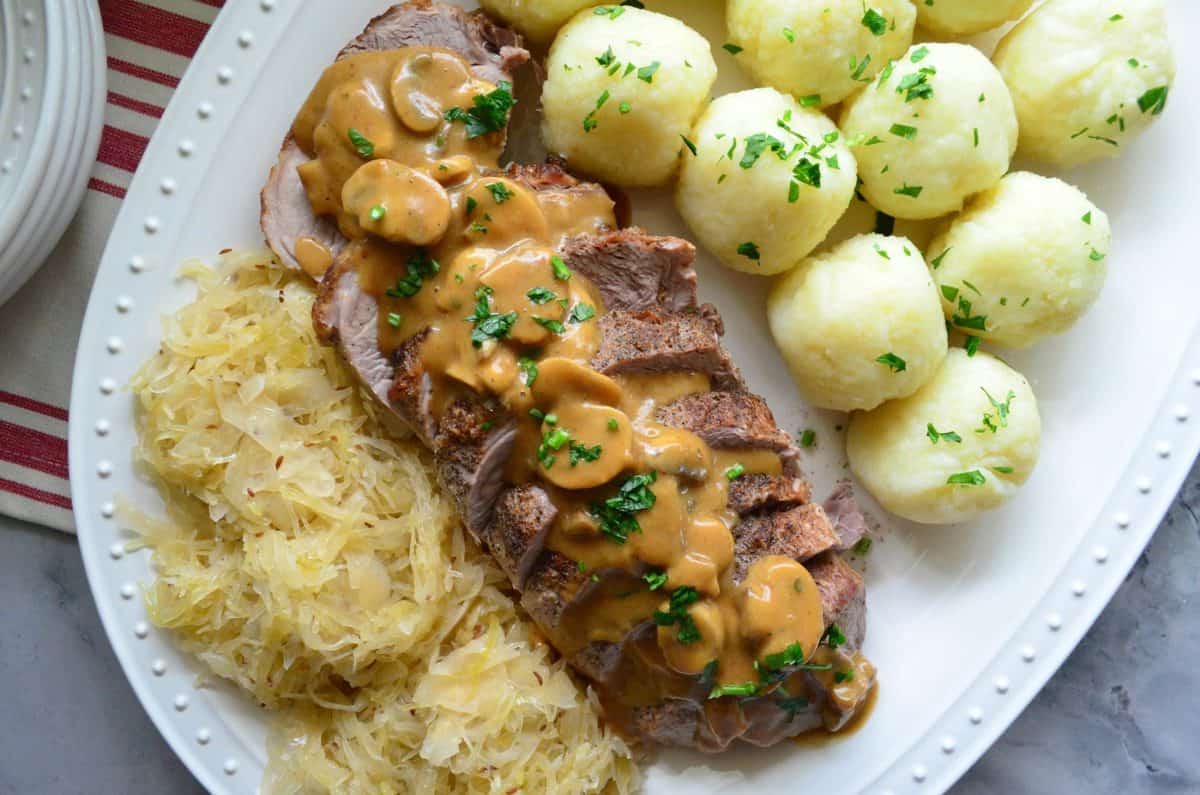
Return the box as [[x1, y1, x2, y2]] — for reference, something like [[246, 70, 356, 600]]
[[767, 234, 947, 412], [726, 0, 916, 108], [676, 88, 857, 275], [477, 0, 598, 46], [915, 0, 1035, 37], [847, 349, 1041, 525], [840, 43, 1017, 220], [929, 172, 1112, 349], [993, 0, 1175, 169], [541, 6, 717, 187]]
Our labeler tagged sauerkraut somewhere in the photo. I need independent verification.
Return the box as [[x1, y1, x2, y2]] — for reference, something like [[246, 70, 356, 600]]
[[126, 250, 637, 794]]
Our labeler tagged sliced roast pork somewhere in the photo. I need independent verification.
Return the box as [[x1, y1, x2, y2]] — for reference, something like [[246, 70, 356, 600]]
[[261, 0, 531, 277], [296, 1, 875, 754]]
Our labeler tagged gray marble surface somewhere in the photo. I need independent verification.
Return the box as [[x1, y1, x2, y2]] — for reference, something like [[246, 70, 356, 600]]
[[1, 466, 1196, 795]]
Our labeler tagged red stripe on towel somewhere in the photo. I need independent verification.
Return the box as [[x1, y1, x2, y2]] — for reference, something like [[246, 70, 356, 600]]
[[100, 0, 209, 59], [0, 478, 72, 510], [0, 391, 69, 422], [0, 421, 69, 481]]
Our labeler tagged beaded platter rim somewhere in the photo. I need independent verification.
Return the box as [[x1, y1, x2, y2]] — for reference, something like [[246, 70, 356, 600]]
[[68, 1, 1200, 793]]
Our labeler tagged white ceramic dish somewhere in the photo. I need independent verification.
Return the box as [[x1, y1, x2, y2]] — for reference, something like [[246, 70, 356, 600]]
[[0, 0, 104, 306], [69, 2, 1200, 793]]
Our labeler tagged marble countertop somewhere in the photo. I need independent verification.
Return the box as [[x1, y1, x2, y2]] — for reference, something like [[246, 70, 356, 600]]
[[1, 466, 1196, 795]]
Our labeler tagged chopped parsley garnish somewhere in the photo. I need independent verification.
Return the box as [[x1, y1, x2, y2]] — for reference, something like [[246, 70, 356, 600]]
[[607, 418, 619, 431], [947, 470, 986, 486], [467, 286, 518, 347], [941, 284, 959, 302], [894, 183, 923, 198], [590, 472, 657, 544], [965, 335, 981, 357], [466, 196, 478, 214], [876, 353, 907, 372], [444, 81, 515, 138], [347, 128, 374, 158], [973, 127, 980, 147], [369, 204, 386, 221], [653, 584, 701, 644], [593, 6, 626, 20], [385, 252, 440, 298], [993, 465, 1015, 474], [551, 255, 572, 281], [708, 682, 758, 699], [737, 241, 761, 261], [910, 45, 930, 63], [386, 312, 402, 328], [927, 423, 962, 444], [862, 8, 888, 35], [852, 537, 872, 556], [850, 54, 873, 82], [486, 182, 514, 203], [596, 46, 616, 67], [799, 429, 816, 448], [822, 624, 847, 649], [1090, 248, 1106, 262], [930, 248, 951, 269], [637, 61, 661, 82], [568, 303, 596, 323], [569, 441, 603, 465], [537, 426, 572, 469], [800, 94, 822, 107], [725, 463, 746, 481], [526, 286, 556, 304], [897, 66, 935, 102], [952, 296, 987, 331], [792, 157, 821, 190], [978, 388, 1015, 433], [834, 670, 855, 683], [739, 133, 787, 168], [533, 316, 566, 334], [517, 356, 538, 387], [890, 123, 918, 139], [723, 42, 743, 55], [782, 27, 796, 43], [680, 134, 698, 156], [644, 571, 668, 590], [1082, 211, 1093, 224], [874, 243, 891, 259]]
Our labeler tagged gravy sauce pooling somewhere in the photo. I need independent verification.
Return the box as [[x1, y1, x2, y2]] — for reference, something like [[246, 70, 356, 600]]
[[293, 46, 863, 734]]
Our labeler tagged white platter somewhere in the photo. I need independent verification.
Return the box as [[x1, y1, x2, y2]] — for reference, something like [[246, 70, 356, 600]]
[[69, 2, 1200, 793]]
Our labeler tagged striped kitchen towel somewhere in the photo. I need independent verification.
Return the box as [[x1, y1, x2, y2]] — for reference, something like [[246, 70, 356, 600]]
[[0, 0, 224, 533]]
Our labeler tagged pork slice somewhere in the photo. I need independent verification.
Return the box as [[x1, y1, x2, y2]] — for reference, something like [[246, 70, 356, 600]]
[[505, 159, 588, 191], [633, 698, 707, 749], [727, 474, 811, 515], [520, 550, 590, 629], [262, 139, 347, 276], [731, 504, 840, 582], [311, 264, 394, 407], [807, 552, 865, 627], [561, 228, 698, 313], [591, 309, 742, 390], [261, 1, 530, 277], [656, 391, 793, 452], [822, 479, 870, 552], [484, 485, 557, 589], [339, 0, 529, 83], [434, 399, 516, 535]]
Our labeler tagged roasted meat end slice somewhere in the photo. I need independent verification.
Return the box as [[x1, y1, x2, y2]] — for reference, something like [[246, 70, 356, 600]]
[[562, 228, 699, 313], [261, 0, 530, 277], [483, 485, 557, 589], [731, 503, 840, 582], [727, 474, 812, 516], [656, 391, 793, 452], [592, 309, 743, 390]]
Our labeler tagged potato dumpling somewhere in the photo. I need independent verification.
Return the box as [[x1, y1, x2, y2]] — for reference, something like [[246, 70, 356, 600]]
[[993, 0, 1176, 169], [541, 7, 718, 187], [840, 43, 1017, 220], [847, 349, 1041, 525], [677, 88, 858, 275], [928, 172, 1112, 349], [726, 0, 916, 108], [915, 0, 1034, 37], [477, 0, 597, 46], [767, 234, 947, 412]]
